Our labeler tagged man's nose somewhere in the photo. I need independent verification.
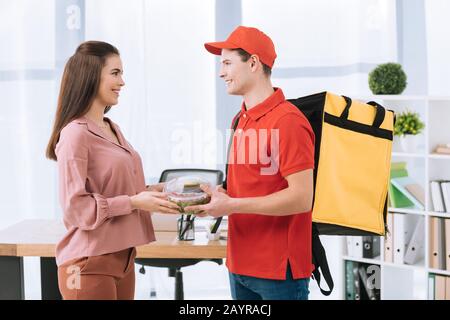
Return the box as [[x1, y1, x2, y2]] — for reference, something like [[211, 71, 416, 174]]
[[219, 66, 225, 78]]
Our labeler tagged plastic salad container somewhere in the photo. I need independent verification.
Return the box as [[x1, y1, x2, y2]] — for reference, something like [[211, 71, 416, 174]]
[[164, 176, 211, 214]]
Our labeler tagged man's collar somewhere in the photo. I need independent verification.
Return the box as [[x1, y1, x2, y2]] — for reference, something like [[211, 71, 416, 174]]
[[240, 88, 285, 121]]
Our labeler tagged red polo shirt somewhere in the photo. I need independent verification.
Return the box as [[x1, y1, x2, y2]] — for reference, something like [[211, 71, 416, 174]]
[[226, 88, 315, 280]]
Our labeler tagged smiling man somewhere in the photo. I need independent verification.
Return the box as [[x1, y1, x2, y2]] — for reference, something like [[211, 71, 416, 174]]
[[186, 26, 315, 300]]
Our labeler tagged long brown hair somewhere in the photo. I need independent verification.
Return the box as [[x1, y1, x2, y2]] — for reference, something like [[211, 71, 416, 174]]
[[46, 41, 120, 160]]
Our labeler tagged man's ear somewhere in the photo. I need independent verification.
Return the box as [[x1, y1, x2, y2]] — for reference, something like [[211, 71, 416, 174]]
[[250, 55, 259, 70]]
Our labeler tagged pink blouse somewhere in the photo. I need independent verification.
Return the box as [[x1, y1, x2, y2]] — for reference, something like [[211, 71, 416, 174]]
[[55, 116, 155, 266]]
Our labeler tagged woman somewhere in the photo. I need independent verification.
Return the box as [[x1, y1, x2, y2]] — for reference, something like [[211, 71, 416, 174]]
[[46, 41, 180, 300]]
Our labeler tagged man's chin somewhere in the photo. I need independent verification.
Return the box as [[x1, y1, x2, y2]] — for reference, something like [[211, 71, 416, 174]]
[[226, 88, 240, 96]]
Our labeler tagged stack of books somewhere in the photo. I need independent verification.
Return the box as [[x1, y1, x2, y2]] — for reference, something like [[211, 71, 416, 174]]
[[389, 162, 425, 210], [433, 144, 450, 155]]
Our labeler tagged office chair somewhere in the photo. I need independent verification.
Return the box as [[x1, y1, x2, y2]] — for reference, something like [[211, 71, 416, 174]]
[[135, 168, 224, 300]]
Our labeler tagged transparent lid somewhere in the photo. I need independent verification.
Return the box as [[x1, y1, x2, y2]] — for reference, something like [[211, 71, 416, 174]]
[[164, 176, 212, 213]]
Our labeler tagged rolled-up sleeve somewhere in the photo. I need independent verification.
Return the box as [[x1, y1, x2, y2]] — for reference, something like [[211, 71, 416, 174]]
[[56, 125, 133, 231]]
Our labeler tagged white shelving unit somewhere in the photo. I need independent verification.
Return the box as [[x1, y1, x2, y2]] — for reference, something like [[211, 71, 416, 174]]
[[344, 95, 450, 300]]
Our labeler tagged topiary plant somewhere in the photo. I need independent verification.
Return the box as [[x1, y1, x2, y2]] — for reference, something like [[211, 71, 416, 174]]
[[368, 63, 407, 94], [394, 110, 425, 136]]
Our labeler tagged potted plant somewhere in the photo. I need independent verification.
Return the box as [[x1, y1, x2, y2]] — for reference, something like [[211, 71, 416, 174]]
[[369, 63, 407, 95], [394, 110, 425, 152]]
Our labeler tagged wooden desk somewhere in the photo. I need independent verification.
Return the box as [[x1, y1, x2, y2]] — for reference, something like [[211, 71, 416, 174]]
[[0, 219, 227, 300]]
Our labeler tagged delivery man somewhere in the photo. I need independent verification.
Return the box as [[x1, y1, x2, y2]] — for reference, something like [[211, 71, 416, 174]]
[[186, 26, 315, 300]]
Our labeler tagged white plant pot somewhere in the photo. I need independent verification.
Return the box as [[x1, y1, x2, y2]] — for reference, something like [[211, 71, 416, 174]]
[[399, 135, 417, 153]]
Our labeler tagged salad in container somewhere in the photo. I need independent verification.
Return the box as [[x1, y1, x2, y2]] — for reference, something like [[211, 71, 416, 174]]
[[164, 176, 211, 215]]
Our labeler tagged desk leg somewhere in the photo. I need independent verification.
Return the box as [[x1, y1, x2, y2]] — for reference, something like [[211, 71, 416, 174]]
[[0, 256, 25, 300], [175, 269, 184, 300], [40, 258, 62, 300]]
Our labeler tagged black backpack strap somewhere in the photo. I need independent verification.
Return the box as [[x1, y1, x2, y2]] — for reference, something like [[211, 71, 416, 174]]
[[222, 112, 241, 190], [211, 112, 241, 234], [311, 223, 334, 296]]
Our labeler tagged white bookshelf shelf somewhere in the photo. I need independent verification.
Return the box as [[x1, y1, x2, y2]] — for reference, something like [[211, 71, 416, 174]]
[[344, 256, 426, 270], [392, 152, 426, 158], [384, 260, 426, 271], [427, 96, 450, 102], [354, 95, 450, 101], [343, 256, 382, 265], [354, 95, 428, 101], [428, 268, 450, 277], [388, 207, 426, 215], [428, 211, 450, 218], [428, 153, 450, 160], [343, 94, 450, 300]]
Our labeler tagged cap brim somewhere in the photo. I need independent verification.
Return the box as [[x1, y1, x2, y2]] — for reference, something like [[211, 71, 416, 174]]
[[204, 41, 239, 55]]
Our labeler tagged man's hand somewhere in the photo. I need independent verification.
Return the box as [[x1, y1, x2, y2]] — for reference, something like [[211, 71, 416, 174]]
[[216, 185, 227, 194], [185, 184, 235, 218]]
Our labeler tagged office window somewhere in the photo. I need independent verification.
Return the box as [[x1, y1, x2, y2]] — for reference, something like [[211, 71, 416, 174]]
[[241, 0, 397, 96], [86, 0, 217, 178]]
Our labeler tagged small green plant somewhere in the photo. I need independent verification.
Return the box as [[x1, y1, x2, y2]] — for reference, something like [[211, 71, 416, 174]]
[[394, 110, 425, 136], [369, 63, 407, 94]]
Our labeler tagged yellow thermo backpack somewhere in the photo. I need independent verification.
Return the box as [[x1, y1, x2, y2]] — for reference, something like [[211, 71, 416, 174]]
[[288, 92, 394, 236], [219, 91, 394, 296], [287, 92, 394, 295]]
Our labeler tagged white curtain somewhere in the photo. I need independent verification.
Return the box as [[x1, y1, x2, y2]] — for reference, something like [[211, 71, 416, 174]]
[[242, 0, 398, 97], [0, 0, 58, 228], [85, 0, 217, 181], [0, 0, 216, 230], [425, 0, 450, 96]]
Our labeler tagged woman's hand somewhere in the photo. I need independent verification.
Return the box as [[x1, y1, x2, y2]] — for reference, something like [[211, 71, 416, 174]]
[[146, 183, 165, 192], [130, 191, 180, 214]]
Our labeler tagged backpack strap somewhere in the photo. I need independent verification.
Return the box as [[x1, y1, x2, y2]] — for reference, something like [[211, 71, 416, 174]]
[[210, 111, 241, 234], [311, 223, 334, 296], [222, 111, 241, 190]]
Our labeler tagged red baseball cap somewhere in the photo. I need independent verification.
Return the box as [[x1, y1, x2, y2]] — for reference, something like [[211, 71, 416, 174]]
[[204, 26, 277, 68]]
